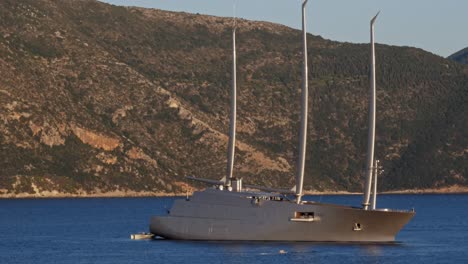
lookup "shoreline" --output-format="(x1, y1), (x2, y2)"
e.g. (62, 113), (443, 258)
(1, 186), (468, 199)
(0, 190), (188, 199)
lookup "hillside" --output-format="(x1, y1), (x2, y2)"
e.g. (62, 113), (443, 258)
(449, 47), (468, 64)
(0, 0), (466, 197)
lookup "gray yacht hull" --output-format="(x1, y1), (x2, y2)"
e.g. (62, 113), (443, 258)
(150, 189), (414, 242)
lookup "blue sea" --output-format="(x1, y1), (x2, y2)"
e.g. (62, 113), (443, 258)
(1, 194), (467, 264)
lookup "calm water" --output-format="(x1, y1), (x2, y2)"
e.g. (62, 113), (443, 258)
(1, 194), (467, 264)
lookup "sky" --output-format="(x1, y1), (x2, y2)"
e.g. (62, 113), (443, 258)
(99, 0), (467, 57)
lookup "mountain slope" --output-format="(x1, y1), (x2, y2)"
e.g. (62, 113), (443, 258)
(0, 0), (466, 196)
(448, 47), (468, 64)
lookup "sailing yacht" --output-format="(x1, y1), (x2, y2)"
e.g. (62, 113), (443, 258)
(149, 1), (414, 242)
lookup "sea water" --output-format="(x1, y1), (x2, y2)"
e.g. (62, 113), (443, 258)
(1, 194), (467, 264)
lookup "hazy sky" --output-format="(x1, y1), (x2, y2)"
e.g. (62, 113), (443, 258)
(99, 0), (467, 57)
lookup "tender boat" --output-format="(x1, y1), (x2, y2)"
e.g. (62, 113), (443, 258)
(131, 232), (155, 240)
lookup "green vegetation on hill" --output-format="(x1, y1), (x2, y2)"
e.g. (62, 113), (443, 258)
(0, 0), (466, 196)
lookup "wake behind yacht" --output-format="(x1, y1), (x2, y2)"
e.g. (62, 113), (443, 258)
(149, 1), (414, 242)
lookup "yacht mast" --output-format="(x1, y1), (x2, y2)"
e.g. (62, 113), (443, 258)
(225, 23), (237, 186)
(295, 0), (309, 204)
(362, 12), (379, 210)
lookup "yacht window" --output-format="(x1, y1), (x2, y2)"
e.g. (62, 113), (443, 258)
(248, 196), (283, 201)
(294, 212), (314, 219)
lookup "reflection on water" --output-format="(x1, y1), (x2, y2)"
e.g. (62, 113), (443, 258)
(362, 245), (383, 256)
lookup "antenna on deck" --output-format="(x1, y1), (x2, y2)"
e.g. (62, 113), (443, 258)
(371, 159), (382, 210)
